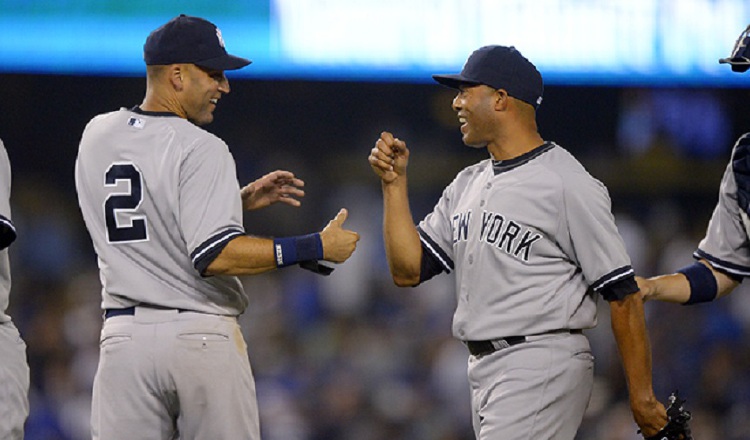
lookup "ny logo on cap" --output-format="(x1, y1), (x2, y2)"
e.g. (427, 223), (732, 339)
(216, 28), (226, 48)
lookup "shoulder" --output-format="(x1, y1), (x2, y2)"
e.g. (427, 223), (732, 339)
(452, 159), (492, 185)
(546, 143), (603, 183)
(0, 139), (8, 167)
(731, 132), (750, 162)
(0, 140), (9, 188)
(536, 143), (609, 199)
(181, 125), (230, 156)
(84, 108), (123, 129)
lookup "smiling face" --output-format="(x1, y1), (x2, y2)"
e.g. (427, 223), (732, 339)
(451, 84), (500, 148)
(179, 64), (230, 126)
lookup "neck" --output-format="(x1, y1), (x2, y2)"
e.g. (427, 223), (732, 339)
(141, 86), (186, 119)
(487, 131), (544, 160)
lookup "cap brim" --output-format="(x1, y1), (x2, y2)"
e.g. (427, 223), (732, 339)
(195, 54), (252, 71)
(719, 56), (750, 73)
(432, 73), (482, 89)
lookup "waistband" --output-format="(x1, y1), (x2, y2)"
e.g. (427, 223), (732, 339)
(464, 329), (583, 357)
(104, 304), (190, 319)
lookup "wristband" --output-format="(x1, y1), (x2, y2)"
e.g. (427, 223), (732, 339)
(273, 234), (324, 268)
(676, 262), (717, 305)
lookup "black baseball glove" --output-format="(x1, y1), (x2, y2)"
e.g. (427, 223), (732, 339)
(640, 390), (693, 440)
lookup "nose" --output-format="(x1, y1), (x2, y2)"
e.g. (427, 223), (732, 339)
(218, 74), (230, 94)
(451, 92), (462, 111)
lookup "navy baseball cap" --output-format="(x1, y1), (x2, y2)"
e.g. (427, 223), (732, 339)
(719, 24), (750, 73)
(144, 14), (251, 71)
(433, 45), (543, 109)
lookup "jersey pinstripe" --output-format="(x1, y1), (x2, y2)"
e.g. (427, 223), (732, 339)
(695, 132), (750, 277)
(417, 143), (634, 340)
(0, 140), (17, 323)
(75, 107), (248, 315)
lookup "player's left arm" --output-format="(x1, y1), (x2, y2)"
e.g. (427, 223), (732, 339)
(561, 172), (667, 435)
(609, 290), (668, 436)
(203, 208), (358, 276)
(240, 170), (305, 210)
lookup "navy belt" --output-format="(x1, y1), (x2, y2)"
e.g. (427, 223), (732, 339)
(104, 305), (189, 319)
(465, 329), (583, 357)
(104, 307), (136, 319)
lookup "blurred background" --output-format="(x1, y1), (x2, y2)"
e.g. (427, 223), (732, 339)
(2, 1), (750, 439)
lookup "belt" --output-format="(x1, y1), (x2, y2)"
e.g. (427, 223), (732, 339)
(465, 329), (583, 357)
(104, 307), (136, 319)
(104, 305), (189, 319)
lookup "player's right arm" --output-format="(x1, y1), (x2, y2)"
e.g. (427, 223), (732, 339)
(205, 208), (359, 276)
(637, 259), (739, 303)
(368, 131), (422, 286)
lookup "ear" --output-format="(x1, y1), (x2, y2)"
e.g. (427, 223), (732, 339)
(169, 65), (185, 90)
(494, 89), (509, 111)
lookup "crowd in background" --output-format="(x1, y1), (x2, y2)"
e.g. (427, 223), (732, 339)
(2, 77), (750, 439)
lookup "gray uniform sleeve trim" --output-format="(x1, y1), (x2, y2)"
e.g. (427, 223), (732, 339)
(0, 215), (16, 250)
(591, 265), (638, 301)
(191, 228), (245, 275)
(694, 249), (750, 279)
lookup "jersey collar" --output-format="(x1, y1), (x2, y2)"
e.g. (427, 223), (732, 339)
(130, 105), (181, 118)
(491, 142), (554, 175)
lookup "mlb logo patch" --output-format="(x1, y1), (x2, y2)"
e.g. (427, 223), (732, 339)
(127, 117), (145, 129)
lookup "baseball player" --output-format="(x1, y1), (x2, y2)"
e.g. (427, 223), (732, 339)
(638, 25), (750, 304)
(75, 15), (359, 440)
(0, 138), (30, 440)
(368, 45), (668, 439)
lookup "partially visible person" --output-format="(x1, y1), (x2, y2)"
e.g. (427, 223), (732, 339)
(368, 45), (667, 438)
(0, 138), (30, 440)
(639, 24), (750, 304)
(75, 15), (359, 440)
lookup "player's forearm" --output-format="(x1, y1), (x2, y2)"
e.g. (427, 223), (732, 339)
(204, 235), (277, 276)
(609, 294), (657, 405)
(382, 180), (422, 286)
(642, 273), (691, 303)
(643, 260), (739, 303)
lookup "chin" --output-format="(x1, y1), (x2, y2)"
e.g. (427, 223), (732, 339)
(190, 114), (214, 126)
(462, 136), (486, 149)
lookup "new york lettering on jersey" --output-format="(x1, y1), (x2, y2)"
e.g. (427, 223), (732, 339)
(451, 209), (542, 261)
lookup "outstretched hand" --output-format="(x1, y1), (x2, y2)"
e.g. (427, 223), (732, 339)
(241, 170), (305, 211)
(320, 208), (360, 263)
(635, 276), (654, 302)
(368, 131), (409, 184)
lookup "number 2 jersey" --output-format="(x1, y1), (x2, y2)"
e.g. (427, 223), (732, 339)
(417, 142), (638, 341)
(75, 107), (247, 315)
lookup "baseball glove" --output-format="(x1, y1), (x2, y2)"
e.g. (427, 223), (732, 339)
(640, 390), (693, 440)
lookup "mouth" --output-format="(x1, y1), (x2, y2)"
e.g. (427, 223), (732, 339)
(458, 115), (468, 133)
(210, 98), (219, 105)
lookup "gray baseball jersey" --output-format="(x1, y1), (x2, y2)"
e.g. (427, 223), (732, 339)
(75, 107), (247, 315)
(77, 107), (260, 440)
(417, 142), (636, 341)
(0, 138), (30, 440)
(0, 139), (17, 323)
(694, 132), (750, 276)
